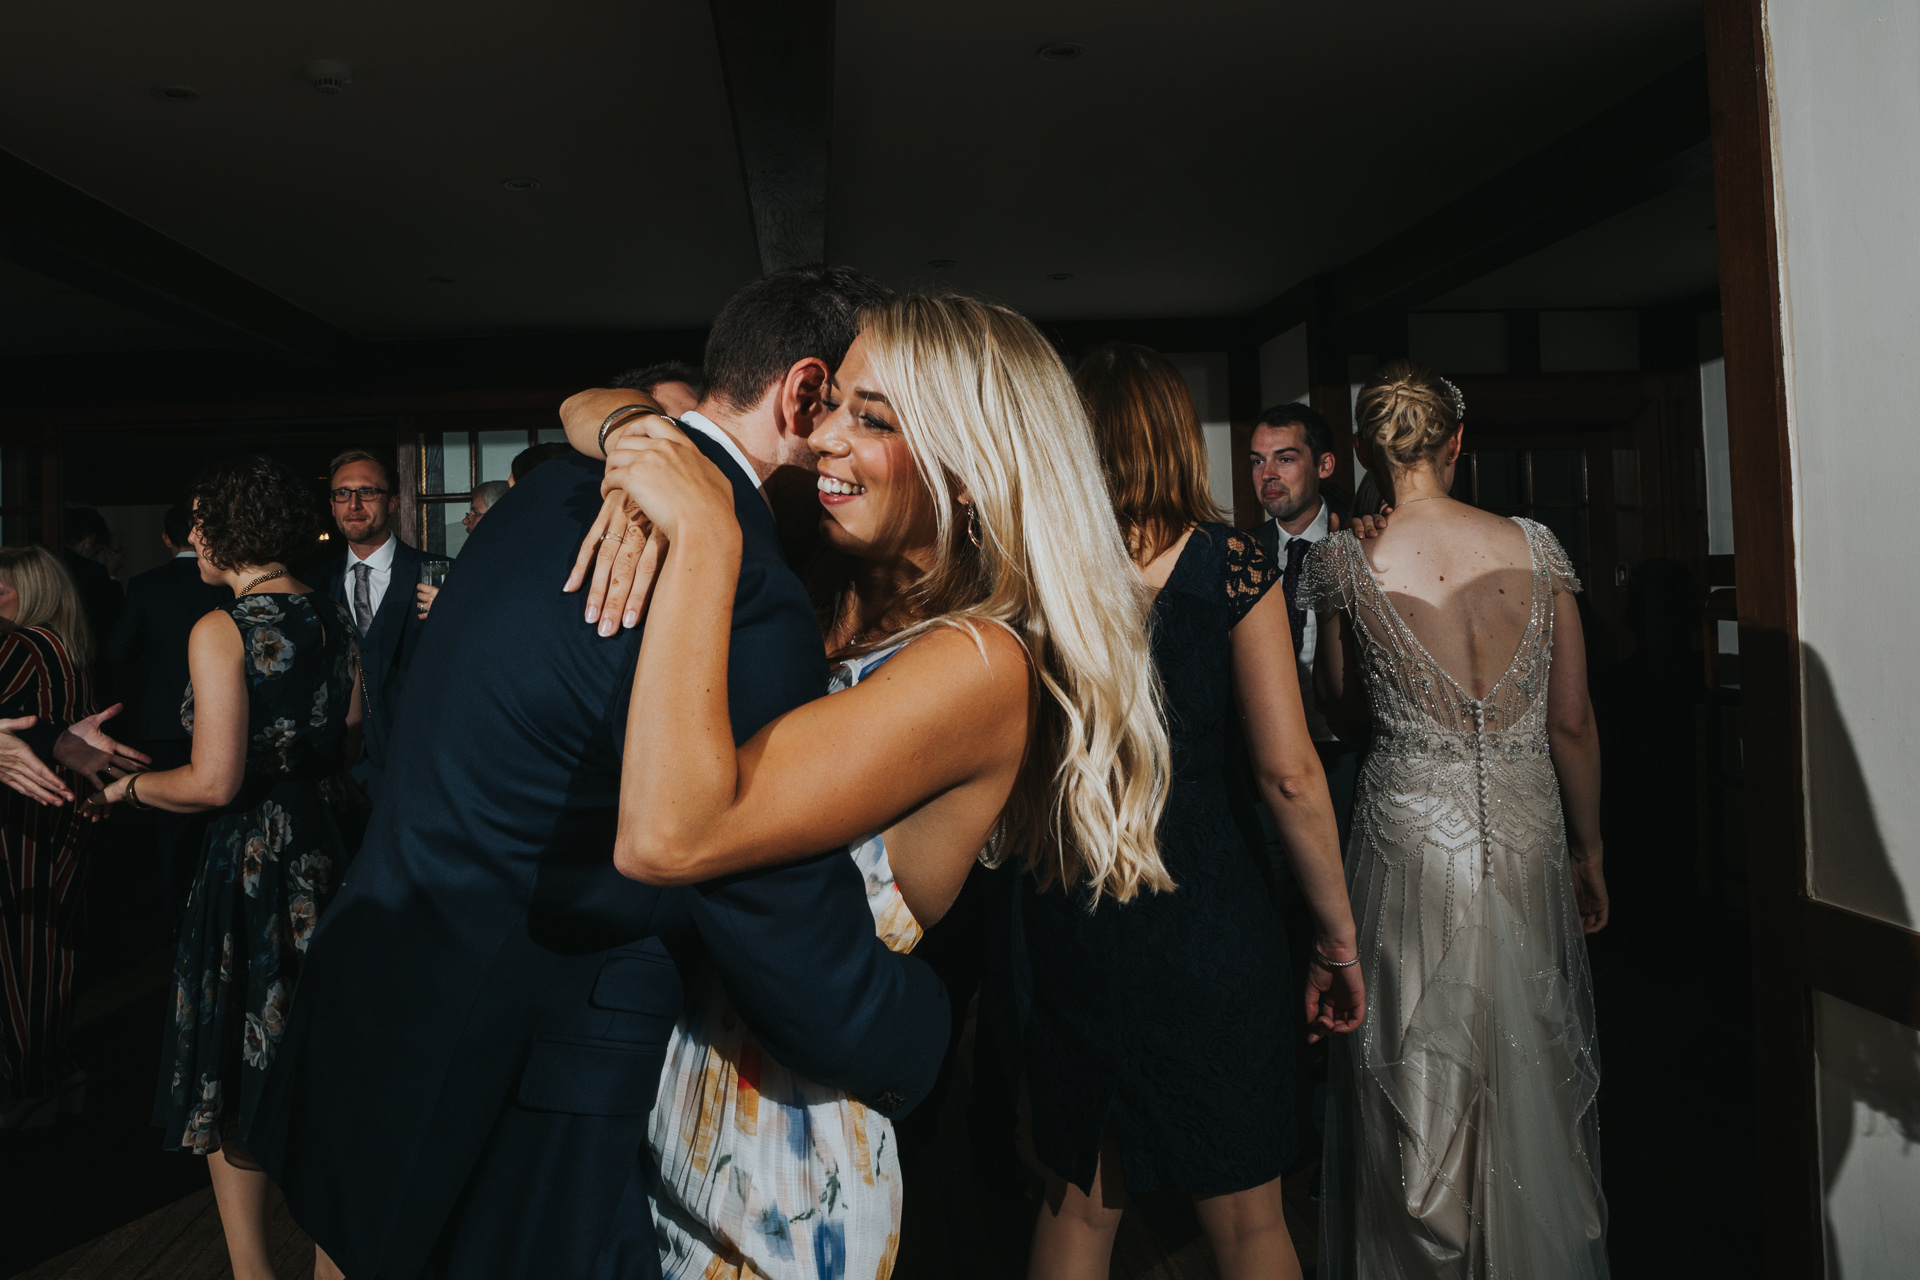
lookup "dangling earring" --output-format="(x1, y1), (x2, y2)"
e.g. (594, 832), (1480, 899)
(965, 504), (982, 549)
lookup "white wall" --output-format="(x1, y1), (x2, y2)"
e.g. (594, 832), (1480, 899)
(1259, 324), (1309, 411)
(1769, 1), (1920, 1274)
(1167, 351), (1236, 516)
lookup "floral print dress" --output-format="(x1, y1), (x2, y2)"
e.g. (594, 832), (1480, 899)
(158, 591), (356, 1156)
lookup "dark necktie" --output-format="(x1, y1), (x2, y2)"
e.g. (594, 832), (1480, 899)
(352, 562), (373, 637)
(1281, 536), (1309, 653)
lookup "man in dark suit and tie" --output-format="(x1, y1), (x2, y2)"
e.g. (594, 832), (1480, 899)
(1250, 401), (1358, 828)
(312, 449), (444, 802)
(253, 266), (949, 1280)
(104, 502), (230, 934)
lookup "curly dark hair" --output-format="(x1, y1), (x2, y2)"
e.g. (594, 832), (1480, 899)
(191, 456), (321, 571)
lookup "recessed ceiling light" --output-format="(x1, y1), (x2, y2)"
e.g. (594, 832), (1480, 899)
(426, 275), (457, 285)
(1035, 42), (1085, 62)
(151, 86), (199, 102)
(1048, 271), (1075, 281)
(927, 258), (957, 270)
(304, 60), (353, 94)
(501, 177), (541, 191)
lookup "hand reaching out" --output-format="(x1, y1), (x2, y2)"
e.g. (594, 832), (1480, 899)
(55, 703), (152, 792)
(0, 717), (72, 805)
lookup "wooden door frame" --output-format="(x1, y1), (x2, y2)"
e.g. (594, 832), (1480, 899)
(1707, 3), (1920, 1276)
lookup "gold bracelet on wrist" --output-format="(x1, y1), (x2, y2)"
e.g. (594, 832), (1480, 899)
(124, 772), (155, 811)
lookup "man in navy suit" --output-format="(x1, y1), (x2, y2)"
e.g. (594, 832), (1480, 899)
(311, 449), (445, 801)
(104, 502), (229, 934)
(253, 266), (949, 1280)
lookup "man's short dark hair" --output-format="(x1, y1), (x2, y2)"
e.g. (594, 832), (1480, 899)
(511, 442), (573, 483)
(163, 503), (194, 547)
(611, 360), (705, 399)
(63, 505), (111, 550)
(328, 448), (395, 492)
(702, 265), (894, 410)
(1254, 402), (1334, 460)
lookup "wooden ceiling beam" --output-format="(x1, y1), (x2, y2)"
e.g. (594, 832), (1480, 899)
(709, 0), (835, 274)
(0, 148), (356, 369)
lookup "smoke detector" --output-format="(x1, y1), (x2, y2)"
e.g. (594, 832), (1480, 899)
(304, 60), (353, 94)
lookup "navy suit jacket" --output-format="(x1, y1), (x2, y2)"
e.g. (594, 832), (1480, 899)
(252, 445), (950, 1280)
(314, 536), (443, 798)
(103, 555), (229, 742)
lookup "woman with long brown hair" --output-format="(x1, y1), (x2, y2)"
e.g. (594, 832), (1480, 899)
(1021, 343), (1364, 1280)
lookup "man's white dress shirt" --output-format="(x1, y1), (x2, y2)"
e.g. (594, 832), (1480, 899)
(1274, 499), (1334, 742)
(675, 410), (764, 491)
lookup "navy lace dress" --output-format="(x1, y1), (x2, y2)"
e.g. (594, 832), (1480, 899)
(1023, 523), (1295, 1195)
(157, 591), (356, 1156)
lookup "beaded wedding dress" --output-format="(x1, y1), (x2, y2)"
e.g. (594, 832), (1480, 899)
(1301, 519), (1608, 1280)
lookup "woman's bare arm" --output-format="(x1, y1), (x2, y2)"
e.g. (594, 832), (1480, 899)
(603, 432), (1028, 890)
(103, 613), (248, 813)
(559, 388), (667, 461)
(1314, 608), (1370, 742)
(1232, 587), (1364, 1041)
(1544, 587), (1607, 932)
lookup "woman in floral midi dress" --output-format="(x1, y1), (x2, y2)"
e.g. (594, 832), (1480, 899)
(94, 456), (359, 1280)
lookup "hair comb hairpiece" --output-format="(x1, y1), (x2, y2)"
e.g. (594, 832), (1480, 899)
(1438, 376), (1466, 422)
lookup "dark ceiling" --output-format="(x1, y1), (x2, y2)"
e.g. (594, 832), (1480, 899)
(0, 0), (1707, 356)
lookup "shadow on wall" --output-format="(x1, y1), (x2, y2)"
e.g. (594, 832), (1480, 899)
(1801, 647), (1920, 1279)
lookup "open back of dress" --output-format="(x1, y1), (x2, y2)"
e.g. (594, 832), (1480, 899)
(1303, 518), (1608, 1280)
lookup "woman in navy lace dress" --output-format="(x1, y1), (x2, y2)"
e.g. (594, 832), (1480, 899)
(95, 456), (358, 1280)
(1023, 345), (1365, 1280)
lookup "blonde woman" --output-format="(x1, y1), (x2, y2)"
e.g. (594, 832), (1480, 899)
(565, 294), (1171, 1278)
(0, 546), (116, 1132)
(1022, 344), (1364, 1280)
(1307, 361), (1608, 1278)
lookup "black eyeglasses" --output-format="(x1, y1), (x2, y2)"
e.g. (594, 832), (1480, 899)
(329, 487), (392, 506)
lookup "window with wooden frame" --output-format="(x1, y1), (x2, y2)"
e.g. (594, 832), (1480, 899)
(413, 422), (567, 557)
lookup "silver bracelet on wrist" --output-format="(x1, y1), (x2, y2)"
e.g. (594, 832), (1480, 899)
(1312, 949), (1360, 968)
(597, 405), (674, 456)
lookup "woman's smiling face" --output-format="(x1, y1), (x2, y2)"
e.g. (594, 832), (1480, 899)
(812, 333), (939, 566)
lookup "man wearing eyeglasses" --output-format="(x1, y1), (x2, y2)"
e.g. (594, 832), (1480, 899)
(315, 449), (445, 803)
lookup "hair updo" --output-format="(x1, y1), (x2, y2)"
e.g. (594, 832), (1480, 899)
(1353, 359), (1464, 478)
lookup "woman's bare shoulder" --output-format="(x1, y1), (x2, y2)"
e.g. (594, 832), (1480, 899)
(189, 608), (242, 648)
(892, 619), (1032, 682)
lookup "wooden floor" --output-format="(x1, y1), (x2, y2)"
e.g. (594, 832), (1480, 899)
(11, 1003), (1319, 1279)
(17, 1188), (315, 1280)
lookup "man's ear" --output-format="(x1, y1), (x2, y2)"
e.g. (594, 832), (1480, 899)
(776, 358), (833, 439)
(1317, 450), (1337, 481)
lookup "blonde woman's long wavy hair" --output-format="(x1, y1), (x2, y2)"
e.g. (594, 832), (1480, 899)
(0, 546), (94, 672)
(851, 294), (1174, 904)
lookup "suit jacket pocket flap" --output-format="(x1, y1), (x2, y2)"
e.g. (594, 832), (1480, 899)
(515, 1036), (665, 1116)
(589, 952), (683, 1015)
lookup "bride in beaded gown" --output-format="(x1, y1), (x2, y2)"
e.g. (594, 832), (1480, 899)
(1303, 362), (1610, 1280)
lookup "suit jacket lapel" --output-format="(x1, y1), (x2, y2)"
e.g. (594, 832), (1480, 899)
(366, 542), (417, 665)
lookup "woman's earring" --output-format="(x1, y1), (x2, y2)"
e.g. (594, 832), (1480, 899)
(965, 504), (982, 550)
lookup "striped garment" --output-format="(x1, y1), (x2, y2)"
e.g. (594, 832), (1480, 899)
(0, 626), (92, 1104)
